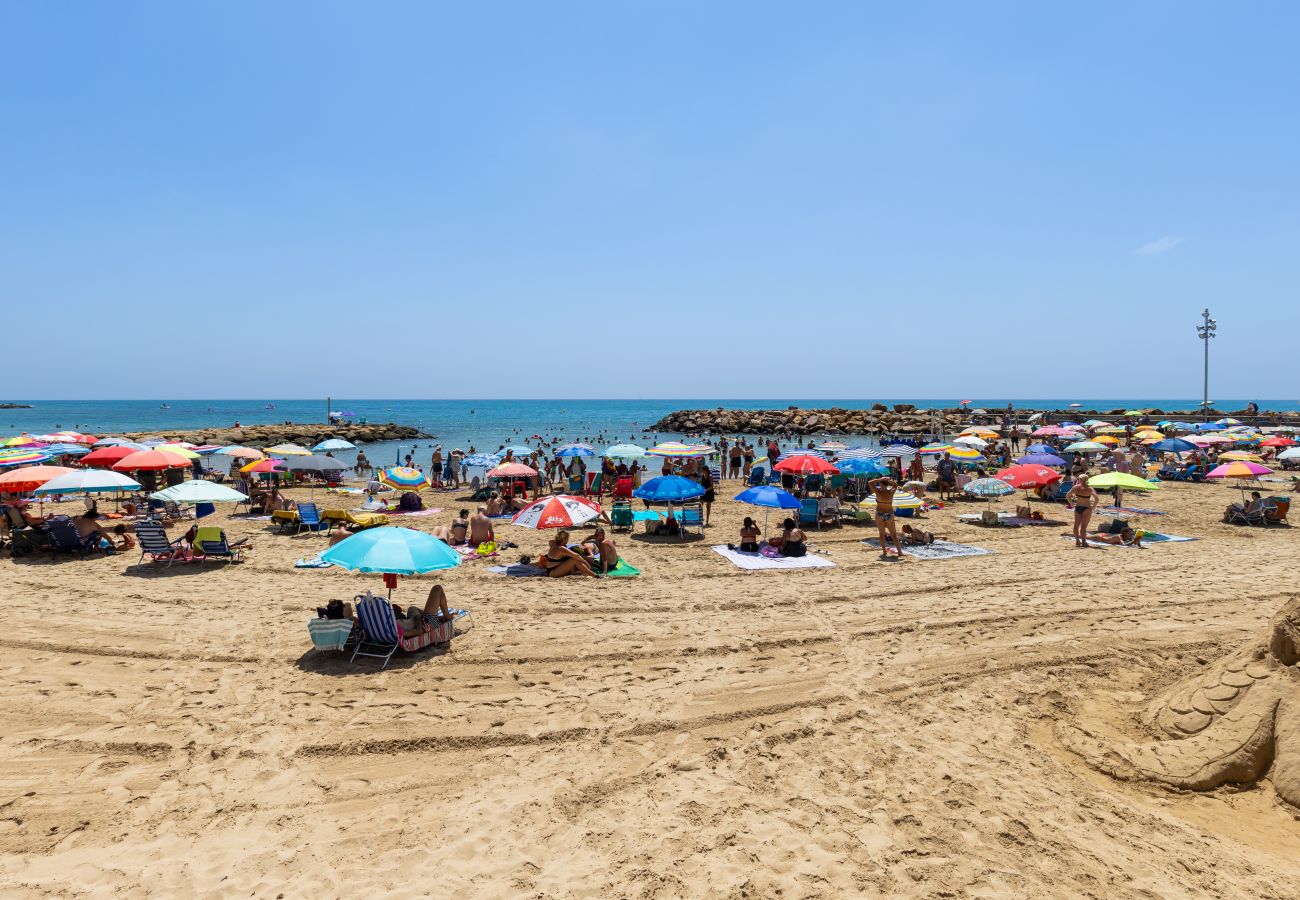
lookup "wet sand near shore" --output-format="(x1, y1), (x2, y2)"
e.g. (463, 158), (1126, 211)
(1, 478), (1298, 896)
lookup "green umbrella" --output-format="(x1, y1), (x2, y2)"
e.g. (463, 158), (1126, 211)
(1086, 472), (1159, 491)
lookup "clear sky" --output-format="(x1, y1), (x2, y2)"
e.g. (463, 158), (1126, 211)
(2, 2), (1296, 400)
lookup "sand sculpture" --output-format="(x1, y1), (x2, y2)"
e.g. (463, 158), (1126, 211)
(1064, 597), (1300, 807)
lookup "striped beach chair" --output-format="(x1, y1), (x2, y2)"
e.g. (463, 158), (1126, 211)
(351, 593), (460, 669)
(135, 520), (189, 567)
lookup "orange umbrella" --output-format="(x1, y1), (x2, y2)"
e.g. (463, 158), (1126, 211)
(0, 465), (75, 493)
(111, 450), (192, 471)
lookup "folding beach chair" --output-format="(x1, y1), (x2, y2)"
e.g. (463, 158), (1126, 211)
(678, 503), (704, 539)
(350, 593), (460, 669)
(799, 497), (821, 529)
(195, 526), (248, 562)
(746, 467), (766, 487)
(135, 520), (189, 567)
(610, 500), (634, 532)
(294, 502), (327, 535)
(612, 477), (634, 501)
(46, 517), (108, 558)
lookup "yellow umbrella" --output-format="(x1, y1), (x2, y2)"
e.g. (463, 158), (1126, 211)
(1093, 435), (1120, 445)
(1219, 451), (1264, 463)
(155, 443), (200, 459)
(959, 428), (1000, 438)
(1134, 431), (1163, 440)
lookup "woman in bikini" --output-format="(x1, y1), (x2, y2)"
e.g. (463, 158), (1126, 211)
(541, 529), (598, 578)
(1066, 474), (1098, 548)
(737, 516), (761, 553)
(777, 518), (807, 557)
(869, 476), (904, 559)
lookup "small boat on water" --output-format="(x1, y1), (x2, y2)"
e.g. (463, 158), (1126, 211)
(159, 404), (171, 409)
(265, 404), (276, 409)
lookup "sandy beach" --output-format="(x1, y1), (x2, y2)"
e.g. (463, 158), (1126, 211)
(1, 473), (1297, 898)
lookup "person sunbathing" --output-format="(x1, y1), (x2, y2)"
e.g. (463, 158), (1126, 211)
(542, 529), (598, 577)
(485, 492), (506, 516)
(581, 527), (618, 574)
(393, 585), (455, 635)
(72, 511), (110, 547)
(900, 524), (946, 545)
(468, 507), (495, 548)
(772, 518), (807, 557)
(328, 524), (351, 546)
(1086, 525), (1144, 547)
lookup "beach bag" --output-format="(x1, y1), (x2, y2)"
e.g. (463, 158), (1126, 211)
(476, 541), (498, 557)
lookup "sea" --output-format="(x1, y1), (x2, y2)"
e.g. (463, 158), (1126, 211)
(4, 398), (1293, 467)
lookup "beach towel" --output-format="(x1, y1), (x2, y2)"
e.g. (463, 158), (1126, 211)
(453, 542), (500, 560)
(486, 513), (513, 520)
(605, 558), (640, 577)
(307, 618), (354, 651)
(863, 538), (993, 560)
(711, 545), (836, 570)
(487, 563), (548, 577)
(1060, 535), (1185, 549)
(295, 554), (331, 568)
(1136, 532), (1197, 543)
(1093, 506), (1167, 517)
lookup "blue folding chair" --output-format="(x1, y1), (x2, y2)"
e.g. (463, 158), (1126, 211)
(294, 502), (327, 535)
(678, 503), (705, 539)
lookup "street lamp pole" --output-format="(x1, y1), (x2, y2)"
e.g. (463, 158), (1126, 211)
(1197, 308), (1217, 421)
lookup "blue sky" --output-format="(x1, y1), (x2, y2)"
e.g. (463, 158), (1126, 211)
(2, 2), (1296, 400)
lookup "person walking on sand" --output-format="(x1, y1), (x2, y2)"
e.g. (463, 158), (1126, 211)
(1066, 475), (1098, 548)
(869, 475), (905, 560)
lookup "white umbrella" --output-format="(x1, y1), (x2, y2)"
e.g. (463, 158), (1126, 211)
(510, 495), (601, 529)
(34, 470), (142, 495)
(1278, 447), (1300, 460)
(953, 435), (988, 448)
(149, 480), (249, 503)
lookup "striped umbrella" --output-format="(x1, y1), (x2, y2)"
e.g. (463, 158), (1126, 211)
(860, 490), (923, 510)
(555, 443), (597, 458)
(646, 442), (712, 458)
(265, 443), (313, 456)
(946, 446), (985, 463)
(511, 494), (602, 529)
(881, 444), (917, 459)
(378, 466), (431, 490)
(835, 448), (882, 460)
(963, 477), (1016, 498)
(487, 462), (538, 478)
(919, 443), (953, 455)
(0, 448), (52, 466)
(42, 443), (92, 456)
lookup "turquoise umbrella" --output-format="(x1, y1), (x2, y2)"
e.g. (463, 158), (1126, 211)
(320, 526), (461, 576)
(312, 438), (357, 452)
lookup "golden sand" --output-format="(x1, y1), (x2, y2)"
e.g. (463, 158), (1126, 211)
(2, 478), (1298, 896)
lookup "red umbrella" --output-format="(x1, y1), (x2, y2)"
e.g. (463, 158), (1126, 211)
(487, 462), (538, 478)
(112, 450), (192, 471)
(773, 454), (839, 475)
(1261, 437), (1296, 447)
(0, 465), (76, 493)
(81, 446), (139, 468)
(242, 458), (287, 474)
(996, 464), (1062, 489)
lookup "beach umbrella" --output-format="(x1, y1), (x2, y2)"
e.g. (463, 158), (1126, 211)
(555, 443), (597, 458)
(499, 445), (536, 457)
(946, 446), (985, 463)
(40, 443), (91, 457)
(1217, 418), (1242, 425)
(1195, 423), (1226, 432)
(1065, 441), (1108, 453)
(959, 429), (1000, 439)
(1087, 472), (1160, 491)
(265, 443), (313, 456)
(112, 450), (192, 471)
(241, 458), (287, 474)
(996, 464), (1062, 489)
(836, 448), (883, 460)
(34, 469), (141, 495)
(2, 434), (38, 447)
(0, 465), (75, 493)
(155, 444), (201, 459)
(149, 480), (249, 503)
(1206, 461), (1272, 479)
(0, 448), (52, 467)
(215, 445), (265, 459)
(510, 495), (602, 529)
(1151, 438), (1198, 454)
(645, 442), (710, 458)
(320, 526), (461, 578)
(963, 477), (1016, 499)
(285, 456), (349, 474)
(734, 484), (802, 533)
(378, 466), (431, 490)
(1092, 435), (1121, 445)
(816, 441), (848, 452)
(952, 435), (988, 448)
(881, 444), (916, 459)
(1277, 447), (1300, 461)
(633, 475), (706, 502)
(93, 438), (137, 447)
(835, 457), (890, 477)
(193, 445), (223, 454)
(461, 453), (502, 468)
(605, 444), (647, 459)
(487, 462), (538, 478)
(860, 491), (923, 510)
(312, 438), (357, 452)
(1018, 453), (1067, 467)
(773, 454), (839, 475)
(1024, 443), (1054, 454)
(81, 445), (140, 467)
(1219, 451), (1264, 463)
(1261, 437), (1297, 448)
(919, 443), (953, 455)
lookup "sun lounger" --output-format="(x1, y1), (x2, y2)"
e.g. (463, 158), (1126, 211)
(195, 526), (247, 562)
(46, 517), (109, 558)
(351, 592), (463, 668)
(134, 520), (192, 567)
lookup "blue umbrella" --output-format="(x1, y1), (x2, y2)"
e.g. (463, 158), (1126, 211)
(556, 444), (596, 457)
(313, 438), (357, 452)
(42, 443), (91, 456)
(1152, 438), (1197, 453)
(1025, 443), (1055, 454)
(1018, 453), (1067, 467)
(733, 485), (801, 509)
(633, 475), (705, 502)
(836, 457), (890, 476)
(320, 526), (461, 576)
(1195, 423), (1225, 431)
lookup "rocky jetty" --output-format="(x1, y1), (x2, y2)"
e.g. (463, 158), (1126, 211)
(120, 422), (426, 447)
(0, 403), (33, 409)
(648, 405), (1297, 437)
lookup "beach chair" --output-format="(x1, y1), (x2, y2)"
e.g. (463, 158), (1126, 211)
(678, 503), (704, 539)
(1266, 497), (1290, 524)
(195, 526), (247, 562)
(612, 477), (634, 501)
(294, 502), (327, 535)
(709, 466), (723, 485)
(351, 593), (455, 669)
(746, 467), (766, 487)
(799, 497), (821, 529)
(584, 472), (603, 498)
(135, 520), (190, 567)
(46, 517), (107, 558)
(610, 500), (634, 532)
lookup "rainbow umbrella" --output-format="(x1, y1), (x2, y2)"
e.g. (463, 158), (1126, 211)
(0, 448), (52, 467)
(265, 443), (313, 456)
(2, 434), (38, 447)
(919, 443), (953, 455)
(378, 466), (431, 490)
(860, 490), (923, 510)
(1207, 461), (1272, 479)
(946, 446), (985, 463)
(241, 458), (287, 474)
(646, 442), (711, 458)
